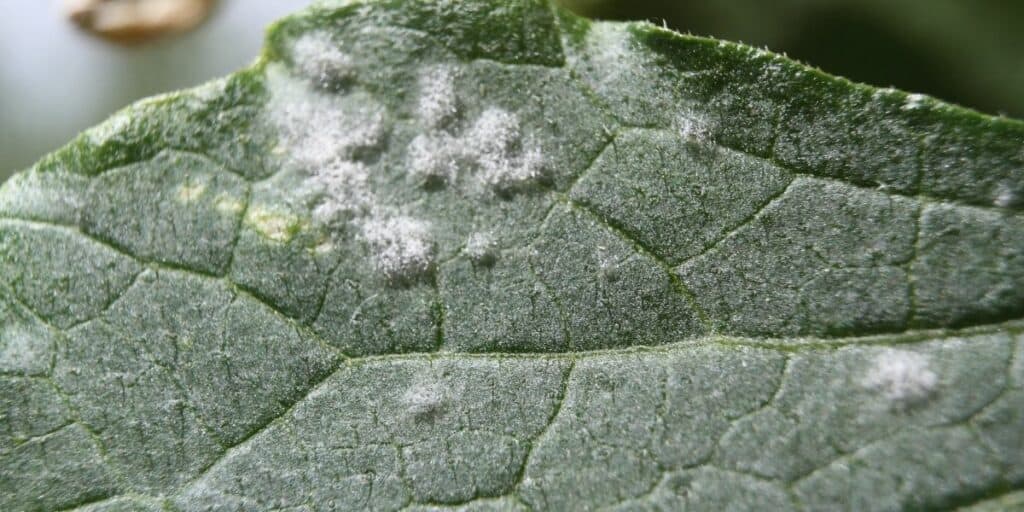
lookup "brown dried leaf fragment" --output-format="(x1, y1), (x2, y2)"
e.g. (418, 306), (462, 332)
(63, 0), (217, 45)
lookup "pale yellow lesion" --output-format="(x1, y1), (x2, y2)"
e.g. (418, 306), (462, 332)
(214, 193), (245, 215)
(246, 205), (307, 243)
(176, 181), (207, 203)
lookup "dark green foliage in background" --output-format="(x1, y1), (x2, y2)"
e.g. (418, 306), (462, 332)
(563, 0), (1024, 119)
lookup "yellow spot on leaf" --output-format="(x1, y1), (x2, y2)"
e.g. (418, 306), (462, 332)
(176, 182), (207, 203)
(246, 206), (305, 243)
(214, 194), (245, 215)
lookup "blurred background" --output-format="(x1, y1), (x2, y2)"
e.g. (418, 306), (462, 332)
(2, 0), (1023, 182)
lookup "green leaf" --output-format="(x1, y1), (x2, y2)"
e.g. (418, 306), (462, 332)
(1, 0), (1022, 510)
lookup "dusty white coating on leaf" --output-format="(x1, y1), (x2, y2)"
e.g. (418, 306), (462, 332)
(214, 194), (245, 215)
(265, 63), (451, 282)
(291, 31), (355, 87)
(407, 85), (546, 193)
(676, 113), (714, 147)
(466, 108), (545, 191)
(0, 324), (49, 373)
(465, 232), (497, 264)
(403, 380), (444, 417)
(266, 66), (386, 170)
(304, 160), (372, 226)
(84, 110), (132, 146)
(362, 216), (436, 280)
(267, 58), (549, 280)
(407, 133), (459, 185)
(417, 65), (459, 129)
(579, 23), (638, 89)
(861, 349), (937, 406)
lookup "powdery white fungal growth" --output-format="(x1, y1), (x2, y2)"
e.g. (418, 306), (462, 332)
(85, 110), (131, 146)
(676, 113), (713, 146)
(465, 107), (545, 192)
(466, 107), (522, 155)
(861, 349), (938, 407)
(407, 133), (459, 185)
(304, 161), (373, 226)
(403, 381), (444, 417)
(291, 31), (354, 88)
(578, 23), (643, 92)
(405, 96), (545, 193)
(479, 144), (545, 192)
(597, 246), (621, 282)
(362, 216), (435, 281)
(266, 67), (386, 170)
(465, 232), (498, 265)
(0, 325), (49, 372)
(417, 65), (459, 129)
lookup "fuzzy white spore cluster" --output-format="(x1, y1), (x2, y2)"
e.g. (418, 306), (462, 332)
(407, 133), (459, 185)
(269, 84), (385, 169)
(304, 161), (373, 225)
(268, 63), (436, 282)
(465, 231), (498, 265)
(403, 380), (444, 417)
(291, 31), (355, 88)
(407, 66), (545, 193)
(268, 68), (382, 224)
(861, 349), (937, 407)
(579, 23), (638, 93)
(467, 108), (545, 190)
(417, 65), (459, 129)
(676, 113), (714, 147)
(362, 216), (436, 281)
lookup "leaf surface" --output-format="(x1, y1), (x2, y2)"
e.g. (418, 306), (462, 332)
(1, 0), (1022, 510)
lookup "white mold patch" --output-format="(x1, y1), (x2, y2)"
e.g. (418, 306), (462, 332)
(84, 110), (132, 146)
(579, 23), (642, 92)
(362, 216), (436, 281)
(408, 133), (459, 186)
(676, 113), (714, 147)
(406, 84), (546, 194)
(861, 349), (938, 408)
(465, 108), (521, 155)
(0, 324), (50, 374)
(465, 232), (497, 265)
(467, 108), (545, 191)
(403, 380), (444, 417)
(266, 66), (386, 170)
(303, 160), (373, 226)
(417, 65), (459, 129)
(479, 143), (545, 192)
(291, 31), (355, 88)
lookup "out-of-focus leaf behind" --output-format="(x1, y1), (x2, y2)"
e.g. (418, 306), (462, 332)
(3, 0), (1022, 182)
(560, 0), (1024, 120)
